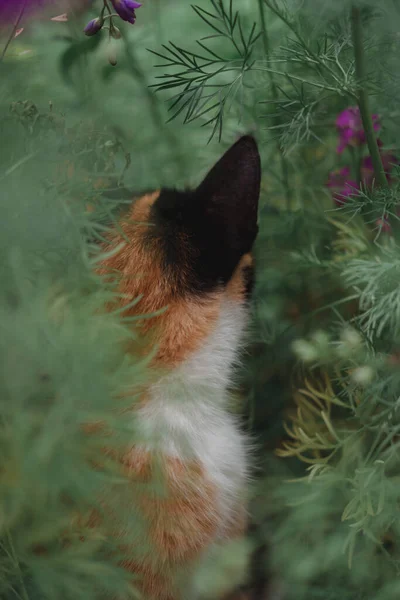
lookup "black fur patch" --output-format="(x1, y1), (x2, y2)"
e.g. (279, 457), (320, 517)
(149, 136), (261, 294)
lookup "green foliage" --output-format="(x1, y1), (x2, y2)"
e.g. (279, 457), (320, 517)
(147, 0), (400, 598)
(0, 147), (152, 598)
(3, 0), (400, 599)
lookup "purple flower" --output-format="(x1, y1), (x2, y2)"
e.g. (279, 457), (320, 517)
(326, 166), (359, 206)
(111, 0), (142, 24)
(0, 0), (48, 23)
(336, 106), (380, 153)
(361, 152), (398, 187)
(83, 17), (103, 36)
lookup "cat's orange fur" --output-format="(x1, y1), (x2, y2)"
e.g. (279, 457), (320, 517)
(90, 137), (261, 599)
(97, 192), (246, 368)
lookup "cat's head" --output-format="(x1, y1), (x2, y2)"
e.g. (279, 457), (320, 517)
(99, 136), (261, 368)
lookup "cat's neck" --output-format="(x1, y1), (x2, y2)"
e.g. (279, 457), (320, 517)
(136, 298), (249, 461)
(150, 299), (248, 405)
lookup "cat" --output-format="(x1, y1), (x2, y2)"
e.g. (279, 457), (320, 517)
(96, 135), (261, 600)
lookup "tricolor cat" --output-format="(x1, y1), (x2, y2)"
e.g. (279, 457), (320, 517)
(98, 136), (261, 600)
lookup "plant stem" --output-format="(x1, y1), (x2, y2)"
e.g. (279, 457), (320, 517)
(258, 0), (293, 208)
(351, 6), (387, 188)
(349, 146), (361, 184)
(0, 0), (27, 63)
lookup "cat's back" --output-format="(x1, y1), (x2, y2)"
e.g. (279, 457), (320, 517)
(97, 136), (261, 599)
(136, 293), (251, 538)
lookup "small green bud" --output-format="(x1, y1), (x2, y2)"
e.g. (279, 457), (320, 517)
(340, 327), (362, 350)
(311, 330), (330, 348)
(108, 47), (118, 66)
(111, 25), (122, 39)
(292, 339), (318, 363)
(351, 365), (374, 385)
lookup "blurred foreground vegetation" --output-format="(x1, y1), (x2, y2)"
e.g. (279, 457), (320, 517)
(3, 1), (400, 599)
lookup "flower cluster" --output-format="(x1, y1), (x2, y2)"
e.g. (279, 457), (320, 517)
(326, 106), (397, 210)
(326, 167), (357, 206)
(335, 107), (380, 154)
(83, 0), (142, 43)
(82, 0), (142, 66)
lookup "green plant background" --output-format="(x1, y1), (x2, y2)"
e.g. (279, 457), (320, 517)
(2, 1), (400, 599)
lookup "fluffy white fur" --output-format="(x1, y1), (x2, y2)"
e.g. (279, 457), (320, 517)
(136, 297), (250, 536)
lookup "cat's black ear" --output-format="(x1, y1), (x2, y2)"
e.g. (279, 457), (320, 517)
(152, 135), (261, 291)
(189, 135), (261, 286)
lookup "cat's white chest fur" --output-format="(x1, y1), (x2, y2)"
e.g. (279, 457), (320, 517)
(136, 299), (249, 534)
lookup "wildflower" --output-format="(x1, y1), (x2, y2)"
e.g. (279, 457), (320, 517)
(336, 106), (380, 153)
(84, 17), (104, 36)
(326, 166), (358, 206)
(361, 152), (397, 187)
(111, 0), (142, 24)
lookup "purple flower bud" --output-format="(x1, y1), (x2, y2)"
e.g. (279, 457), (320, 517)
(111, 0), (142, 24)
(83, 17), (103, 36)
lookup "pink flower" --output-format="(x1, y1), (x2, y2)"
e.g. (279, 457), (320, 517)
(361, 152), (398, 187)
(326, 166), (359, 206)
(336, 106), (380, 153)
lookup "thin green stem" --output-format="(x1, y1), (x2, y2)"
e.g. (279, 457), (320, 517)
(0, 0), (27, 63)
(258, 0), (292, 208)
(356, 145), (363, 185)
(103, 0), (113, 15)
(351, 6), (387, 188)
(349, 146), (362, 184)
